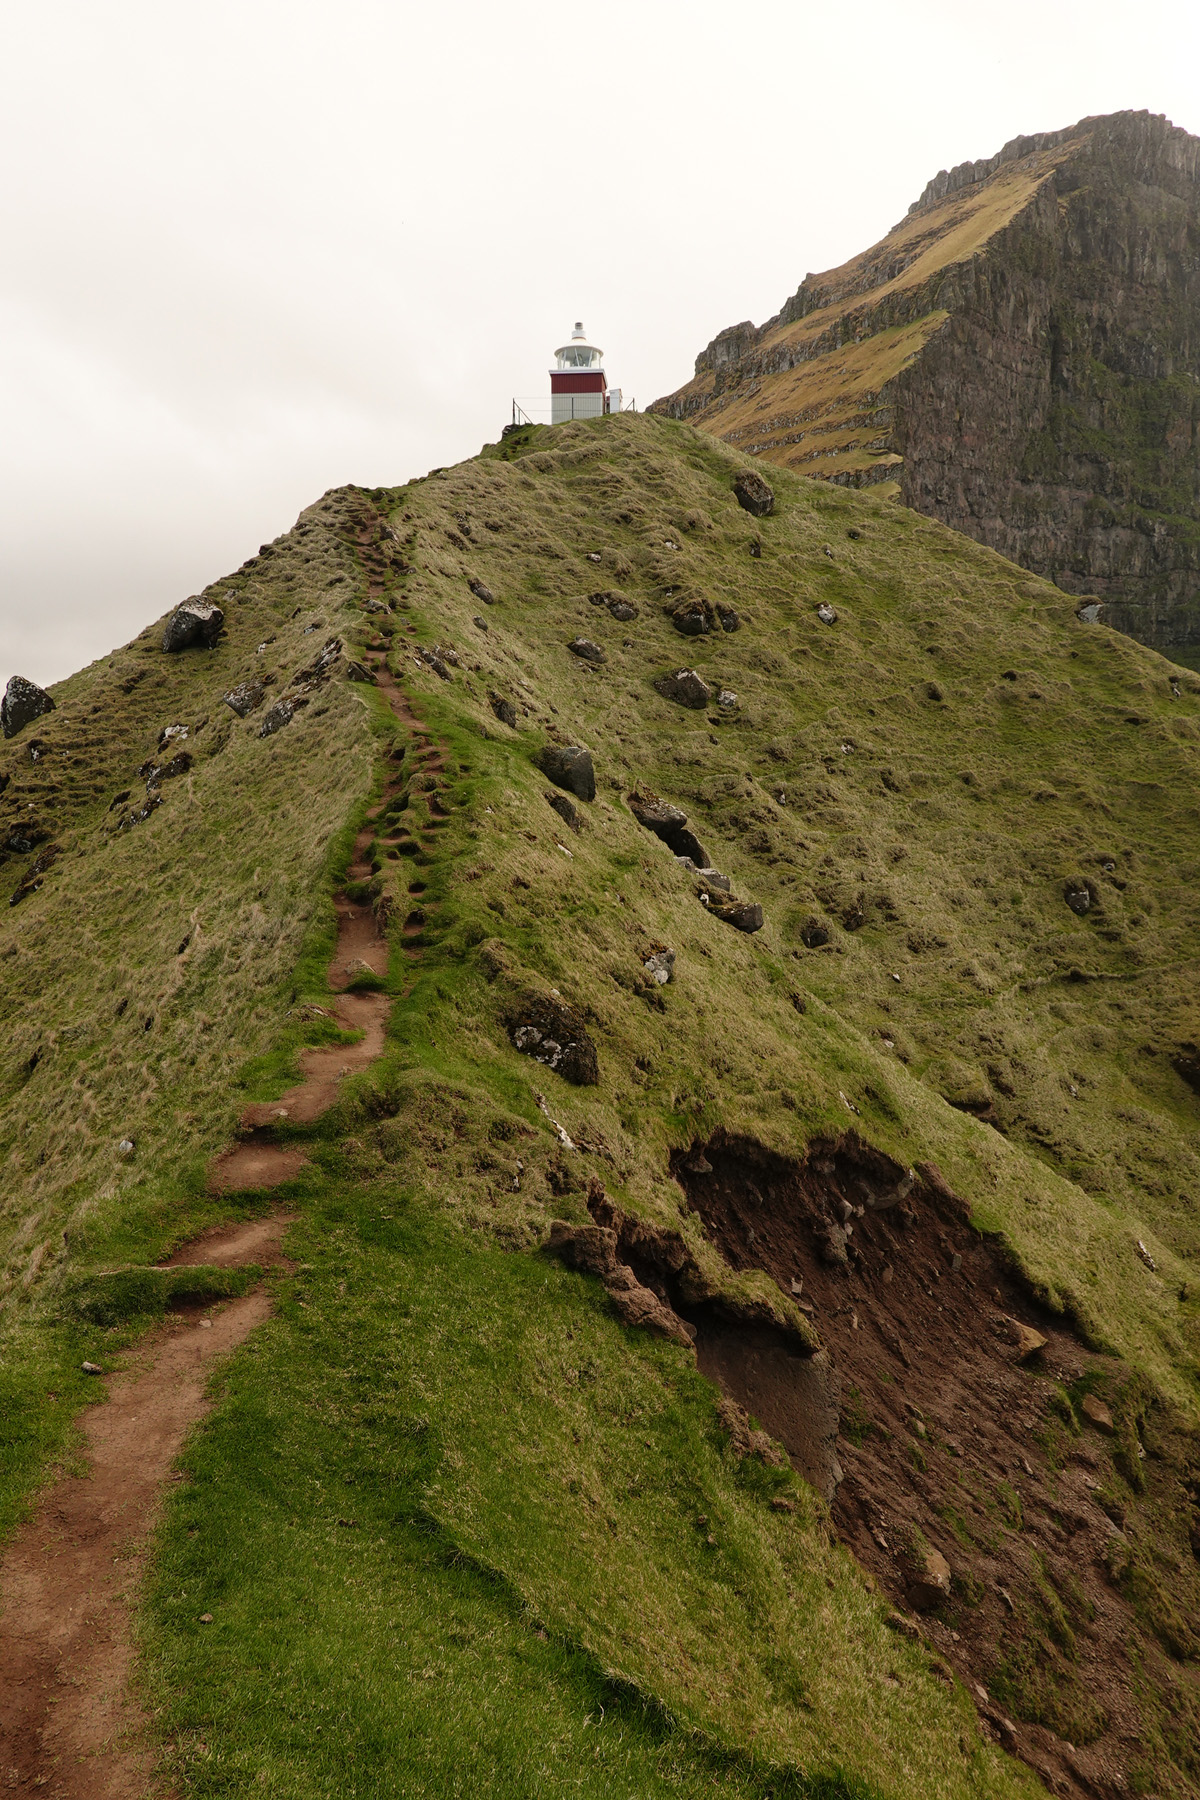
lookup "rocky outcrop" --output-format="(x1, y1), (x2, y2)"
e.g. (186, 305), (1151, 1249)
(162, 599), (224, 652)
(1, 677), (55, 739)
(654, 111), (1200, 657)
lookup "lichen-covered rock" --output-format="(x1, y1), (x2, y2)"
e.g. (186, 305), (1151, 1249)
(537, 744), (595, 801)
(162, 600), (224, 653)
(654, 668), (711, 709)
(568, 637), (606, 664)
(260, 695), (308, 738)
(469, 578), (496, 605)
(732, 468), (775, 517)
(223, 680), (266, 717)
(506, 991), (599, 1085)
(1, 677), (55, 739)
(139, 750), (193, 789)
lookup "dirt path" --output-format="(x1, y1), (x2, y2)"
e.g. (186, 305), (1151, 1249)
(0, 1218), (291, 1798)
(0, 637), (440, 1796)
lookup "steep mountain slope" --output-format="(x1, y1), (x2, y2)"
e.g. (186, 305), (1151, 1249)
(2, 414), (1199, 1800)
(653, 111), (1200, 661)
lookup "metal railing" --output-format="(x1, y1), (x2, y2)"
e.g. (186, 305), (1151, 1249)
(510, 396), (637, 425)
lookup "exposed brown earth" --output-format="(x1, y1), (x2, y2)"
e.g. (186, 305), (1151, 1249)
(667, 1134), (1200, 1800)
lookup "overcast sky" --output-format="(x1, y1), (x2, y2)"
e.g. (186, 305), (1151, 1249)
(3, 0), (1197, 690)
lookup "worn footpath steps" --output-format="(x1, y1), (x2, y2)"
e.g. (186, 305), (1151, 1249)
(0, 652), (445, 1797)
(210, 653), (441, 1191)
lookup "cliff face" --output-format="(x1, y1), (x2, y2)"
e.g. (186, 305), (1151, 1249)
(654, 112), (1200, 657)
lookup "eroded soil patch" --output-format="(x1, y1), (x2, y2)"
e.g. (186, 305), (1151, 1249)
(675, 1132), (1200, 1800)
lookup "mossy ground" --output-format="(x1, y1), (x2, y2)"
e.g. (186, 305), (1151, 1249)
(3, 411), (1198, 1796)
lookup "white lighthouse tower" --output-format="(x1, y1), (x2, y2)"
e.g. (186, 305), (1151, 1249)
(550, 323), (622, 423)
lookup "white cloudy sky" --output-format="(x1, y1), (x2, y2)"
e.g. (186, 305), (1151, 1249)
(2, 0), (1197, 689)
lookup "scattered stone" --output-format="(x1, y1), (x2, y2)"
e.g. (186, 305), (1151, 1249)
(119, 1137), (135, 1154)
(223, 679), (266, 717)
(1135, 1238), (1157, 1272)
(608, 597), (639, 622)
(162, 600), (224, 653)
(1081, 1394), (1116, 1434)
(469, 578), (496, 605)
(8, 843), (60, 906)
(654, 668), (711, 709)
(537, 744), (595, 802)
(587, 591), (607, 606)
(545, 791), (581, 832)
(1, 676), (55, 739)
(473, 615), (488, 631)
(800, 916), (830, 948)
(506, 991), (599, 1085)
(585, 552), (602, 563)
(716, 604), (740, 632)
(903, 1543), (952, 1611)
(489, 692), (518, 729)
(709, 899), (764, 933)
(1077, 602), (1103, 623)
(259, 695), (308, 738)
(140, 750), (193, 789)
(344, 661), (376, 683)
(885, 1611), (921, 1641)
(670, 597), (714, 637)
(1012, 1320), (1048, 1360)
(82, 1362), (103, 1375)
(642, 947), (675, 985)
(629, 793), (710, 867)
(694, 866), (731, 891)
(1064, 880), (1092, 915)
(419, 648), (453, 681)
(4, 822), (49, 855)
(568, 637), (607, 665)
(816, 603), (837, 626)
(117, 794), (163, 830)
(733, 468), (774, 517)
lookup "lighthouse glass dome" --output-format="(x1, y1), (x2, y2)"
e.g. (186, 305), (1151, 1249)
(554, 322), (604, 369)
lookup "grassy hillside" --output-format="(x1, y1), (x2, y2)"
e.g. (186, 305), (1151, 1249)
(3, 412), (1199, 1798)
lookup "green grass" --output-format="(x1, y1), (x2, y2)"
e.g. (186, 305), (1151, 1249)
(3, 411), (1200, 1795)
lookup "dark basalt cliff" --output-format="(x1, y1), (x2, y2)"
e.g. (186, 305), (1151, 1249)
(654, 111), (1200, 659)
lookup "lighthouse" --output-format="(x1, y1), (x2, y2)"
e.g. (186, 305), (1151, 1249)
(550, 322), (622, 423)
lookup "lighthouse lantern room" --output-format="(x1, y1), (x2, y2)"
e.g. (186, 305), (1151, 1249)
(550, 322), (621, 423)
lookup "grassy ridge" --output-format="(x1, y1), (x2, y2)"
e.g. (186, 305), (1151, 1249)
(4, 412), (1199, 1794)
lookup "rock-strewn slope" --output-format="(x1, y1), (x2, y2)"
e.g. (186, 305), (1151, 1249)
(3, 415), (1200, 1800)
(653, 111), (1200, 660)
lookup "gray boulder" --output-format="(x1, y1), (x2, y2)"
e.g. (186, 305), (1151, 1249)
(629, 793), (710, 868)
(545, 790), (581, 833)
(817, 603), (837, 626)
(260, 695), (308, 738)
(569, 637), (607, 665)
(223, 679), (266, 717)
(537, 744), (595, 802)
(2, 676), (55, 739)
(162, 600), (224, 653)
(711, 899), (764, 933)
(733, 468), (775, 517)
(469, 578), (496, 605)
(489, 692), (518, 728)
(654, 668), (711, 709)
